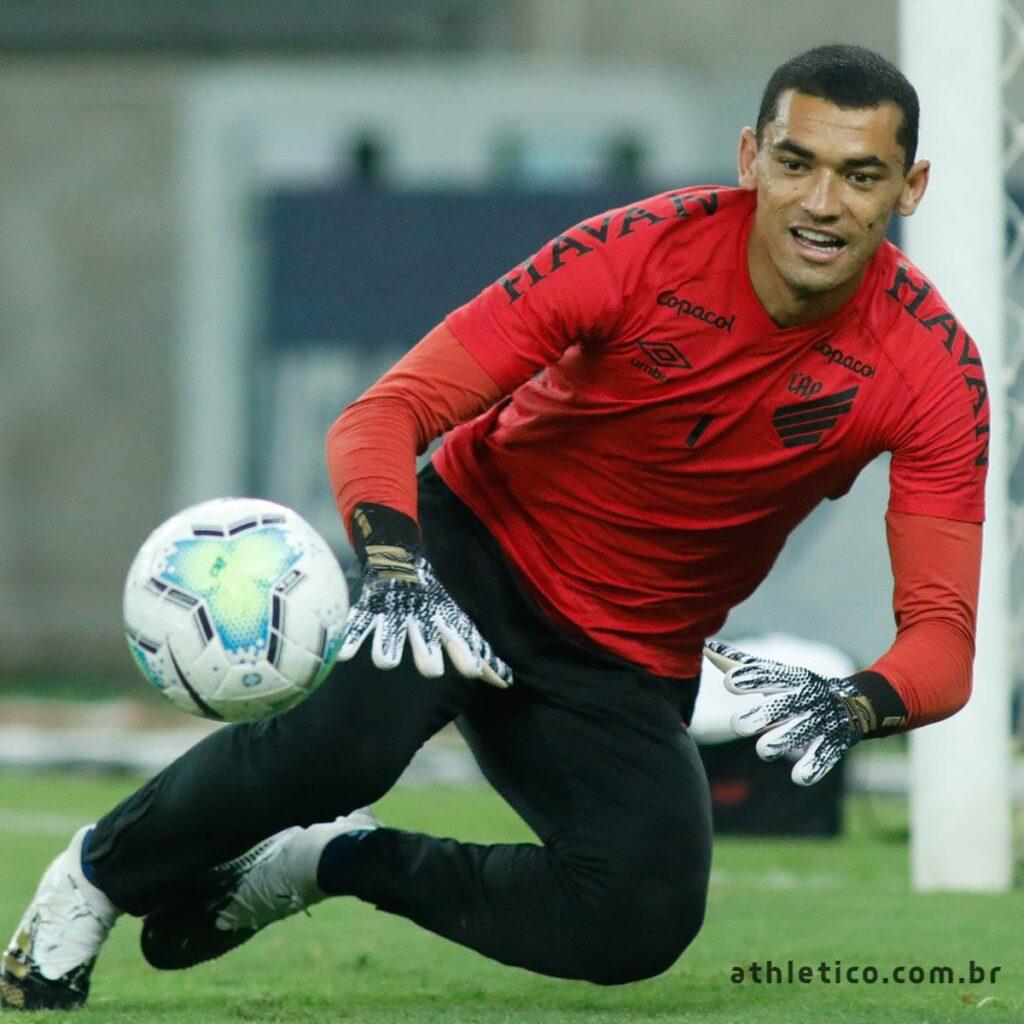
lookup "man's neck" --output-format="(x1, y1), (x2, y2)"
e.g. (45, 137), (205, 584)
(747, 227), (866, 329)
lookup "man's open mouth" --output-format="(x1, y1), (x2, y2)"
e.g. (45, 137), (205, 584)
(790, 227), (846, 252)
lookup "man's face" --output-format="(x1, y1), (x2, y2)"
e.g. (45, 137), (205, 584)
(739, 90), (929, 299)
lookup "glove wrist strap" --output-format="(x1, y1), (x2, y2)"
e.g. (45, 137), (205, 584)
(848, 670), (908, 737)
(348, 505), (419, 569)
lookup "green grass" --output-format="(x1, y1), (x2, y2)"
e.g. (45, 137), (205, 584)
(0, 675), (143, 704)
(0, 771), (1019, 1023)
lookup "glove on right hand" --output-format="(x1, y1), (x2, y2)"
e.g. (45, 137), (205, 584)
(338, 504), (512, 688)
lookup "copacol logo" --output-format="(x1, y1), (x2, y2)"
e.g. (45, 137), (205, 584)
(657, 291), (736, 333)
(631, 339), (692, 381)
(811, 339), (875, 378)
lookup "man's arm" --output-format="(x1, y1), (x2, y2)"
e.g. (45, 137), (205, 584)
(703, 510), (981, 785)
(868, 509), (981, 727)
(326, 322), (513, 685)
(326, 321), (505, 538)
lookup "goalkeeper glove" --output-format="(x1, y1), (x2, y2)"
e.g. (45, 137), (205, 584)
(337, 503), (512, 687)
(703, 639), (907, 786)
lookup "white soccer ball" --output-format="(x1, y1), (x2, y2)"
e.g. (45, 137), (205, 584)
(123, 497), (348, 723)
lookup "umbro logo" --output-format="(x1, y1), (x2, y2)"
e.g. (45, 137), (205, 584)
(771, 386), (859, 448)
(630, 339), (692, 381)
(638, 340), (691, 369)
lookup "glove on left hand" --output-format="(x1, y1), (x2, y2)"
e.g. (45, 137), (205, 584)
(703, 640), (907, 786)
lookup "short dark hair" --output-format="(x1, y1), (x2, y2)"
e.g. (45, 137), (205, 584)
(756, 44), (919, 172)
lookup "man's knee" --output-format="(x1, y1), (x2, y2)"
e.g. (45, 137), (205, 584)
(555, 826), (710, 985)
(574, 889), (706, 985)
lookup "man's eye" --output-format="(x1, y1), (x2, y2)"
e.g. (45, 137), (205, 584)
(782, 160), (805, 172)
(850, 173), (878, 186)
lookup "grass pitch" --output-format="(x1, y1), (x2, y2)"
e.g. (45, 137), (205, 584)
(0, 770), (1020, 1024)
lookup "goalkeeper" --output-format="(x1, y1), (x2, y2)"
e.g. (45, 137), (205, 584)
(3, 44), (985, 1011)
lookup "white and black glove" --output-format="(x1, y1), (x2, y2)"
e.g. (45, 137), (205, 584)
(703, 640), (906, 786)
(338, 503), (512, 687)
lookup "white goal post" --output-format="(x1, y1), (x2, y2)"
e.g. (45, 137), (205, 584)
(900, 0), (1014, 891)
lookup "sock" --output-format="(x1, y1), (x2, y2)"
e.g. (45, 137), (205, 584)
(76, 826), (123, 918)
(315, 829), (376, 896)
(80, 828), (101, 888)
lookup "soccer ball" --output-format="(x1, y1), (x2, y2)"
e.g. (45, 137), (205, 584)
(123, 497), (348, 722)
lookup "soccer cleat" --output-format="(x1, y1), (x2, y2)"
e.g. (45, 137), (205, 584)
(1, 826), (120, 1012)
(141, 809), (379, 970)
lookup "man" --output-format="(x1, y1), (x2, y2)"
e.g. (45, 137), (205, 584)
(2, 44), (984, 1010)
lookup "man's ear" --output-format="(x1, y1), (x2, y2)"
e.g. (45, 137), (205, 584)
(897, 158), (930, 216)
(738, 127), (759, 191)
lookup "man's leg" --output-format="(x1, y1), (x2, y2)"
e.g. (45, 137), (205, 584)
(86, 645), (477, 916)
(309, 464), (712, 984)
(320, 679), (712, 984)
(135, 468), (709, 984)
(2, 479), (485, 1009)
(84, 462), (494, 916)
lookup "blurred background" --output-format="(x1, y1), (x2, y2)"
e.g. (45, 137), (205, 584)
(0, 0), (911, 676)
(0, 2), (1021, 854)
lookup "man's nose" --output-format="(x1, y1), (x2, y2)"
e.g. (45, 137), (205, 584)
(801, 171), (841, 221)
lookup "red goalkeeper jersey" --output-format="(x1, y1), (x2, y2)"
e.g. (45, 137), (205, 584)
(434, 186), (988, 678)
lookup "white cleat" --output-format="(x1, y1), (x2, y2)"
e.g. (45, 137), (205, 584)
(1, 826), (120, 1012)
(141, 809), (380, 970)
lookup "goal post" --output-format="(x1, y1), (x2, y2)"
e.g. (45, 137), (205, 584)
(899, 0), (1014, 891)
